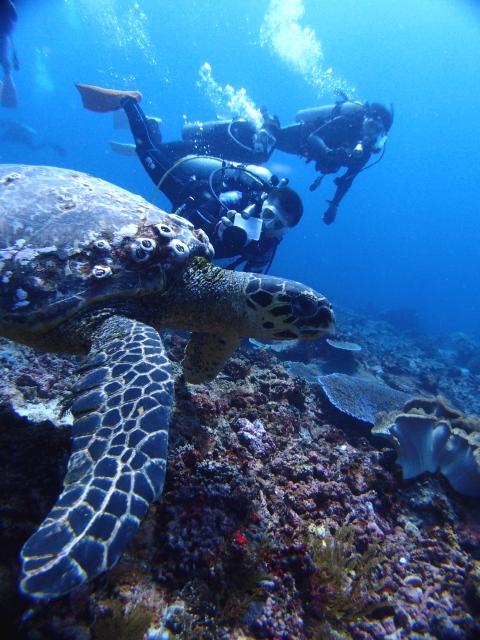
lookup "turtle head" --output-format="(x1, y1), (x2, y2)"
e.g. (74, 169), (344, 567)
(245, 275), (335, 340)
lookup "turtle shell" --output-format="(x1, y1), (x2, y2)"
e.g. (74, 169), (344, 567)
(0, 165), (213, 344)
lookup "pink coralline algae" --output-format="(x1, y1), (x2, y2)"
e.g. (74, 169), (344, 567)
(235, 417), (276, 457)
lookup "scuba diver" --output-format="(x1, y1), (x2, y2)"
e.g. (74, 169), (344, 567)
(75, 83), (303, 275)
(0, 120), (66, 155)
(106, 90), (393, 226)
(0, 0), (19, 109)
(179, 105), (280, 165)
(273, 94), (394, 224)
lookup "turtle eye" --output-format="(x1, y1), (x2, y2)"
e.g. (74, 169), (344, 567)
(292, 295), (317, 317)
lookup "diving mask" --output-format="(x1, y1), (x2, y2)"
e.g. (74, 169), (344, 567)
(262, 203), (289, 239)
(362, 117), (387, 151)
(373, 134), (387, 151)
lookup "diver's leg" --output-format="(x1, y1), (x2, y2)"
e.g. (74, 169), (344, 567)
(47, 142), (67, 157)
(120, 97), (173, 188)
(0, 36), (11, 75)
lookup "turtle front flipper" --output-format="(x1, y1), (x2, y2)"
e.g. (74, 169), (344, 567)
(20, 316), (173, 599)
(182, 332), (241, 384)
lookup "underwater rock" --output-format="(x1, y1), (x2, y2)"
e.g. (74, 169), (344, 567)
(4, 303), (480, 638)
(317, 373), (412, 424)
(451, 332), (479, 366)
(235, 417), (275, 457)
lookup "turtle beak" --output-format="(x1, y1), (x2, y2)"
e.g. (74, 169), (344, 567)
(292, 294), (336, 338)
(298, 319), (336, 338)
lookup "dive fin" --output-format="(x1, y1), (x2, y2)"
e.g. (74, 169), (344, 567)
(75, 83), (142, 113)
(113, 109), (130, 130)
(109, 141), (138, 157)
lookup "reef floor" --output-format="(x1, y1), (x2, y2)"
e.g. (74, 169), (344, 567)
(0, 303), (479, 640)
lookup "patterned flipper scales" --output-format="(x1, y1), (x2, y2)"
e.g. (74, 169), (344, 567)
(20, 316), (173, 599)
(183, 332), (241, 384)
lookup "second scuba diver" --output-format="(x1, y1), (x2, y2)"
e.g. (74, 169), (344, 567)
(106, 88), (393, 226)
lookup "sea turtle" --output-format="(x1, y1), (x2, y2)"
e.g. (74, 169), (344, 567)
(0, 164), (335, 599)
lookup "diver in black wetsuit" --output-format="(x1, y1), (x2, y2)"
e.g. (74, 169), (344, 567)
(179, 105), (280, 166)
(75, 83), (303, 275)
(274, 96), (394, 224)
(109, 93), (393, 226)
(0, 0), (19, 109)
(142, 95), (393, 226)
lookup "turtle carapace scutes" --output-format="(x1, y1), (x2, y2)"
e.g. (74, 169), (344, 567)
(0, 165), (335, 599)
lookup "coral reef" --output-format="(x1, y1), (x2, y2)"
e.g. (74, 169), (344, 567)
(0, 303), (479, 639)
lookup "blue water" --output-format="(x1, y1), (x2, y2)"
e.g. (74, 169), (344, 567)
(3, 0), (480, 336)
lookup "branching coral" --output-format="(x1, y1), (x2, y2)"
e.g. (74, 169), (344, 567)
(303, 525), (387, 629)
